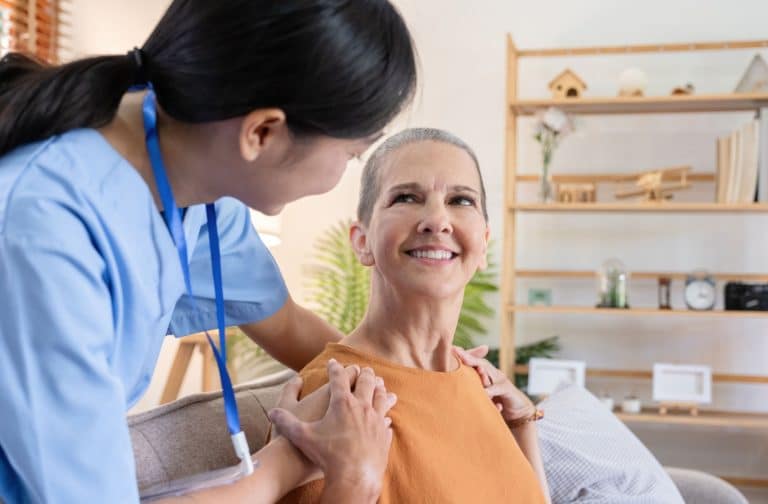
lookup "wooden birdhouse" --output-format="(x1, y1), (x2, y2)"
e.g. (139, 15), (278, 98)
(548, 69), (587, 99)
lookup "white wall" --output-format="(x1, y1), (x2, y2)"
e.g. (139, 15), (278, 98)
(68, 0), (166, 57)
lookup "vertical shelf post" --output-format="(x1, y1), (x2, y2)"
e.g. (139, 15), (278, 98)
(501, 35), (518, 377)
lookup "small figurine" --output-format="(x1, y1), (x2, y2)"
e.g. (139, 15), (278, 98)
(621, 394), (642, 414)
(671, 83), (695, 95)
(556, 182), (597, 203)
(734, 54), (768, 93)
(548, 69), (587, 99)
(614, 166), (691, 201)
(658, 277), (672, 310)
(618, 68), (648, 97)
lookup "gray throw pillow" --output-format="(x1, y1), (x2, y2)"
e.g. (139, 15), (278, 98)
(536, 384), (684, 503)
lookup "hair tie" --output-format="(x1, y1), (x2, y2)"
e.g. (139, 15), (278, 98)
(127, 47), (149, 88)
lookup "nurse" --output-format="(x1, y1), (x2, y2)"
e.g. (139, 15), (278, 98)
(0, 1), (416, 503)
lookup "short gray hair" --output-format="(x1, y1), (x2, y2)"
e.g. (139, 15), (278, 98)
(357, 128), (488, 224)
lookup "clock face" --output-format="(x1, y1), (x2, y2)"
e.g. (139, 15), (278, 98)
(684, 280), (716, 310)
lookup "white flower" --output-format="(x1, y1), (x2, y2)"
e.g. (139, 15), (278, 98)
(541, 107), (569, 134)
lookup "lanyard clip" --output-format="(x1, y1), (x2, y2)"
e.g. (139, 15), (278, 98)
(231, 431), (255, 476)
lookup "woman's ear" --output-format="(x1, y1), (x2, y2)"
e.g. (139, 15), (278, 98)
(239, 108), (287, 162)
(478, 226), (490, 270)
(350, 222), (374, 267)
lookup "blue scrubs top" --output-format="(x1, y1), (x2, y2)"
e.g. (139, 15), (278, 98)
(0, 129), (289, 503)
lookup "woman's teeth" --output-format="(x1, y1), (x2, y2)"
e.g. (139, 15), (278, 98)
(409, 250), (454, 260)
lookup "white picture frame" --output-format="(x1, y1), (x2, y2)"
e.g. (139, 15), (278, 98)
(652, 363), (712, 404)
(527, 358), (586, 396)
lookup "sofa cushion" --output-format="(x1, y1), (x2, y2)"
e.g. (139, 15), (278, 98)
(537, 384), (684, 503)
(666, 467), (747, 504)
(128, 370), (293, 492)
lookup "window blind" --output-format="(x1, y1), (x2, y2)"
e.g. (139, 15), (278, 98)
(0, 0), (70, 64)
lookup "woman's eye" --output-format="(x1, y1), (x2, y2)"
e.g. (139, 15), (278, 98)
(450, 195), (475, 206)
(392, 193), (417, 204)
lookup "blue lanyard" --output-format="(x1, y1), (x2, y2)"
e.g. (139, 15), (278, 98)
(142, 90), (254, 477)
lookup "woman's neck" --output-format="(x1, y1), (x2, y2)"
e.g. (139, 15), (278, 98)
(344, 289), (464, 372)
(98, 92), (227, 211)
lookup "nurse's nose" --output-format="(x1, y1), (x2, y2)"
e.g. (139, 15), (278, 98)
(417, 199), (453, 235)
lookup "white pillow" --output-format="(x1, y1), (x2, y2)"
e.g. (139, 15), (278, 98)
(536, 384), (684, 503)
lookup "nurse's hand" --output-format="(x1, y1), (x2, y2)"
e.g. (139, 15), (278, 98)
(269, 359), (396, 502)
(272, 363), (362, 431)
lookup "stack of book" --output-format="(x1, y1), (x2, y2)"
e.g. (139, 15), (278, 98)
(716, 120), (762, 204)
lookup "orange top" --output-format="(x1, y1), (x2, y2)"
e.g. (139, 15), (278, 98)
(279, 343), (547, 504)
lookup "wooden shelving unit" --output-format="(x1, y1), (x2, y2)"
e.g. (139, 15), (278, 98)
(501, 35), (768, 373)
(502, 36), (768, 486)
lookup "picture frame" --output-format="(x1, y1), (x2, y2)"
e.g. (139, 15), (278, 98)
(527, 288), (552, 306)
(652, 363), (712, 404)
(527, 358), (586, 396)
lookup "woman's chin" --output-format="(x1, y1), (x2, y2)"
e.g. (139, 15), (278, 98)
(395, 279), (466, 302)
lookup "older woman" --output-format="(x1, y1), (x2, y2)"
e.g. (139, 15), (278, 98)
(272, 128), (551, 503)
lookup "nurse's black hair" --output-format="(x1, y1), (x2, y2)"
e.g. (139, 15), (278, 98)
(0, 0), (417, 156)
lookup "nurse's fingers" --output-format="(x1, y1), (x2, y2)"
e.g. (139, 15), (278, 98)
(276, 375), (304, 409)
(372, 383), (397, 416)
(343, 363), (361, 386)
(268, 408), (306, 446)
(328, 358), (355, 406)
(455, 344), (489, 359)
(353, 367), (377, 404)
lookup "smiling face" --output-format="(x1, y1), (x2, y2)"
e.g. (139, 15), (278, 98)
(352, 140), (489, 300)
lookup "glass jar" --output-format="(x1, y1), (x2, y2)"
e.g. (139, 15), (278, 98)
(596, 258), (629, 308)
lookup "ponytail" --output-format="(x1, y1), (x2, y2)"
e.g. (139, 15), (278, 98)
(0, 51), (142, 156)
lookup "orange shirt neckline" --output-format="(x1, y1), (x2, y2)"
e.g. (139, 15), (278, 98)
(326, 342), (464, 376)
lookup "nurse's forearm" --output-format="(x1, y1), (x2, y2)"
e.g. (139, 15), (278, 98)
(157, 436), (314, 503)
(511, 423), (552, 504)
(240, 298), (342, 371)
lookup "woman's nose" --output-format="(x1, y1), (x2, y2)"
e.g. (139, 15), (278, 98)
(416, 201), (453, 234)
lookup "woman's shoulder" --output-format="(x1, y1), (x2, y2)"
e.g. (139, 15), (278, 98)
(297, 343), (382, 395)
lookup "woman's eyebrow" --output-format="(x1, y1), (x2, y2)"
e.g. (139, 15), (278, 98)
(386, 183), (479, 194)
(450, 185), (479, 194)
(387, 182), (422, 193)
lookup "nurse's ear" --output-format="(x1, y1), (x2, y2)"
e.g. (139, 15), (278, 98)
(239, 108), (287, 162)
(350, 222), (375, 267)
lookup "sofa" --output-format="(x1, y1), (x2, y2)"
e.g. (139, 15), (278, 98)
(129, 370), (748, 503)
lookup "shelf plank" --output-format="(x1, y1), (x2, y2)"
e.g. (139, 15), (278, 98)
(508, 304), (768, 319)
(514, 365), (768, 384)
(511, 202), (768, 212)
(515, 269), (768, 282)
(515, 39), (768, 58)
(615, 409), (768, 430)
(516, 173), (715, 183)
(721, 477), (768, 489)
(510, 93), (768, 115)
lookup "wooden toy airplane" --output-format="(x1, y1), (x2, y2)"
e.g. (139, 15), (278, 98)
(613, 165), (692, 201)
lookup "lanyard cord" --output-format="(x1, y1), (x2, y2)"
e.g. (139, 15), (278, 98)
(142, 90), (254, 477)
